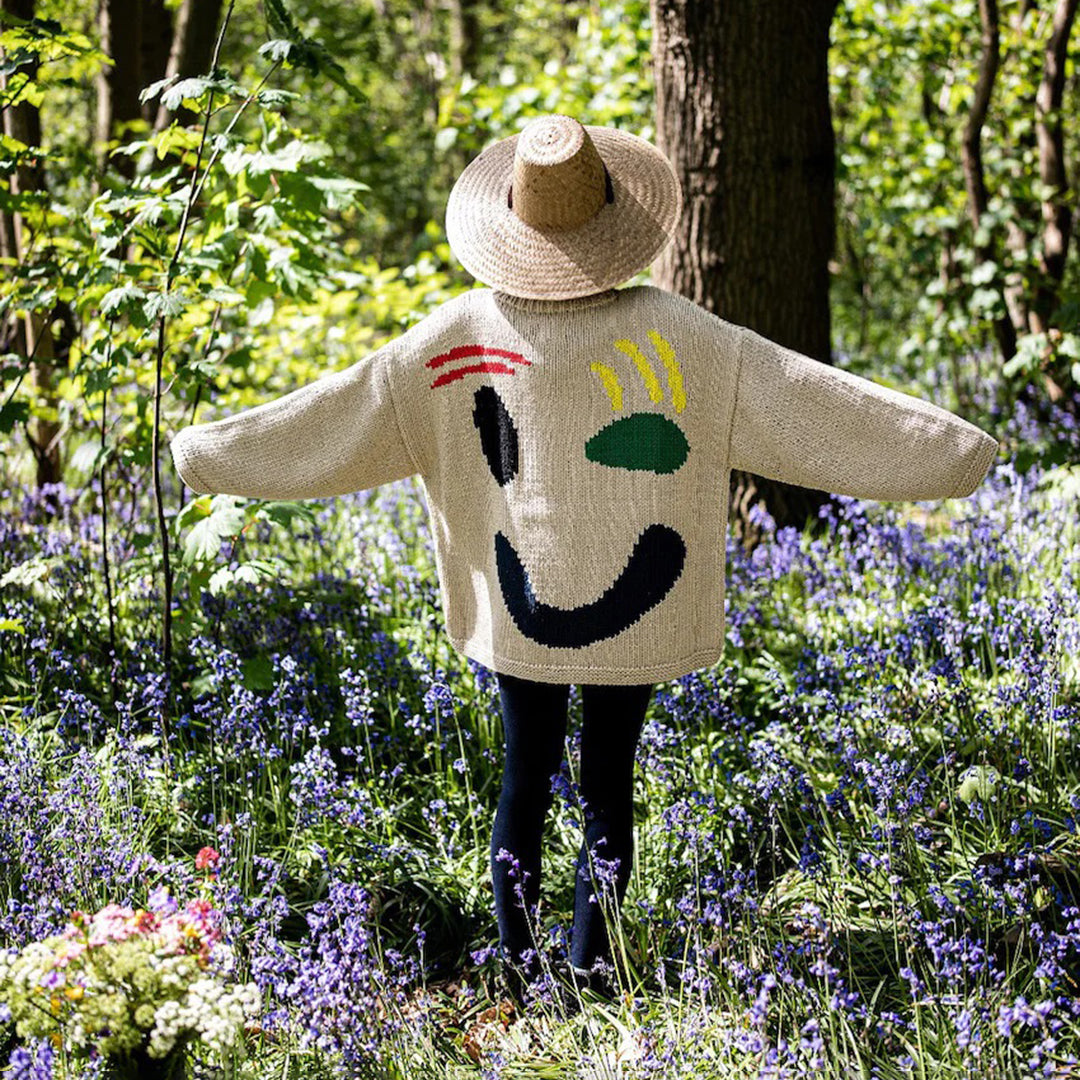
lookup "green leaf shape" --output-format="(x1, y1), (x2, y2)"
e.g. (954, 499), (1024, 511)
(100, 285), (146, 317)
(0, 399), (29, 434)
(957, 765), (1000, 805)
(585, 412), (689, 474)
(180, 495), (246, 565)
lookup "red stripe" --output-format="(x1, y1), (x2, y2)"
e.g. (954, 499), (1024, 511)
(429, 362), (519, 388)
(426, 345), (530, 370)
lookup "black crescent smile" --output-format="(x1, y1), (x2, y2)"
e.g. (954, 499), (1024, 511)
(494, 524), (687, 649)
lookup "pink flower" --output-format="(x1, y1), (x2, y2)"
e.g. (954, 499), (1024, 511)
(195, 847), (220, 871)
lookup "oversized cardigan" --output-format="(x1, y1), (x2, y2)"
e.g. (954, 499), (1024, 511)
(170, 285), (998, 684)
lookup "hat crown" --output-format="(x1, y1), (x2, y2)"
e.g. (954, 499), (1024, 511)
(511, 115), (607, 232)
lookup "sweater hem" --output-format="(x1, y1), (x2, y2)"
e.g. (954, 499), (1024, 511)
(451, 639), (725, 685)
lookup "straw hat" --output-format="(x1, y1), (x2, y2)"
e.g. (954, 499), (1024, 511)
(446, 114), (682, 300)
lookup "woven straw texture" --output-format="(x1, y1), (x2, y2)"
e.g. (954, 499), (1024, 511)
(171, 286), (998, 685)
(446, 117), (682, 299)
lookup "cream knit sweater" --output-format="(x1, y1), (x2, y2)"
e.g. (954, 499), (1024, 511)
(170, 285), (998, 684)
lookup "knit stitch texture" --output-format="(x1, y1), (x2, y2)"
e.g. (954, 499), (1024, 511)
(170, 285), (998, 684)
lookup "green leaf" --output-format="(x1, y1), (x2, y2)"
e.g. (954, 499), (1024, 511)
(263, 0), (301, 41)
(100, 284), (147, 317)
(0, 399), (28, 433)
(69, 440), (109, 476)
(969, 287), (1001, 315)
(154, 125), (202, 160)
(1057, 334), (1080, 359)
(139, 75), (178, 105)
(241, 654), (275, 691)
(208, 559), (277, 596)
(176, 495), (212, 532)
(204, 286), (244, 305)
(255, 501), (317, 528)
(0, 555), (61, 590)
(161, 76), (215, 111)
(276, 173), (321, 214)
(143, 290), (186, 321)
(259, 39), (296, 63)
(957, 765), (1000, 805)
(181, 495), (246, 564)
(256, 88), (301, 109)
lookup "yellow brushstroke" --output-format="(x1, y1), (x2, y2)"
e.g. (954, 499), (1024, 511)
(614, 338), (663, 403)
(647, 330), (686, 413)
(590, 362), (623, 411)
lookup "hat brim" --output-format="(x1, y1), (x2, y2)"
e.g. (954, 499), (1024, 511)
(446, 126), (682, 300)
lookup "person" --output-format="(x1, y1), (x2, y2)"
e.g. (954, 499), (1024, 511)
(170, 113), (998, 1006)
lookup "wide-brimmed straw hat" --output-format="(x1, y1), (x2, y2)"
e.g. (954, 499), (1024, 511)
(446, 114), (682, 301)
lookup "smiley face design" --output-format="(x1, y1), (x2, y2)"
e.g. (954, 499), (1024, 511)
(427, 332), (689, 650)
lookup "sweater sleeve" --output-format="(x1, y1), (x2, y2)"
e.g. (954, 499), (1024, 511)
(170, 338), (419, 500)
(728, 327), (998, 501)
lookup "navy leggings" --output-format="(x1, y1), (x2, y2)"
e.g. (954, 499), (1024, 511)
(491, 673), (653, 974)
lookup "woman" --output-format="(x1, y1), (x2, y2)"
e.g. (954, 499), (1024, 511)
(171, 113), (998, 1005)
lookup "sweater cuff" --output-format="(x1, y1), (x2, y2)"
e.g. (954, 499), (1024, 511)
(170, 429), (213, 495)
(951, 432), (998, 498)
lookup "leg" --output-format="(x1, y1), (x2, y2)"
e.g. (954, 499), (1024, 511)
(571, 682), (653, 974)
(491, 672), (569, 980)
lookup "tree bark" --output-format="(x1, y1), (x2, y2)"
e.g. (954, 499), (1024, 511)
(0, 0), (35, 265)
(961, 0), (1018, 360)
(446, 0), (480, 82)
(95, 0), (144, 174)
(153, 0), (226, 132)
(1031, 0), (1078, 333)
(140, 0), (174, 125)
(650, 0), (839, 537)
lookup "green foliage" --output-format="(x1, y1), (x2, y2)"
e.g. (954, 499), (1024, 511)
(1, 464), (1078, 1076)
(830, 0), (1080, 412)
(1, 0), (663, 505)
(175, 494), (314, 608)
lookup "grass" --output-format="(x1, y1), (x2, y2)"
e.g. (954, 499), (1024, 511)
(0, 460), (1078, 1078)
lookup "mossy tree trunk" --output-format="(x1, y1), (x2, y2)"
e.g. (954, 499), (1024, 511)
(650, 0), (840, 540)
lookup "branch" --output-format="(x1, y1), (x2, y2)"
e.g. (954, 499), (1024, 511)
(151, 0), (235, 729)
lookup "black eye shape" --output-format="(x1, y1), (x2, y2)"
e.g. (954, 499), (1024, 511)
(473, 386), (519, 486)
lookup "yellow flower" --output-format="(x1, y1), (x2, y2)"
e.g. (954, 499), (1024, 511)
(65, 985), (84, 1001)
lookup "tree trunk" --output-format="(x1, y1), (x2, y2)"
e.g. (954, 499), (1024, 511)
(0, 0), (34, 266)
(153, 0), (225, 132)
(651, 0), (839, 538)
(961, 0), (1018, 361)
(2, 0), (61, 487)
(95, 0), (144, 174)
(140, 0), (174, 125)
(1030, 0), (1078, 334)
(446, 0), (480, 82)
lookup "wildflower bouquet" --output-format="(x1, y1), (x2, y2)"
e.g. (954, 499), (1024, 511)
(0, 859), (260, 1080)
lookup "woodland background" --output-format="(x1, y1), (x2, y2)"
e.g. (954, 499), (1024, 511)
(1, 0), (1078, 508)
(1, 2), (1079, 1078)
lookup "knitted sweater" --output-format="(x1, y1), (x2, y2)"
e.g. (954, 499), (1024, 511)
(170, 285), (998, 684)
